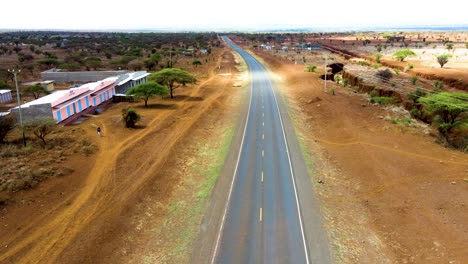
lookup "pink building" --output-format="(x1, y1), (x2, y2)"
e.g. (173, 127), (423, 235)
(52, 78), (116, 123)
(14, 77), (117, 124)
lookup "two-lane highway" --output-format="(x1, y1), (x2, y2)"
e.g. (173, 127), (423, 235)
(211, 37), (319, 263)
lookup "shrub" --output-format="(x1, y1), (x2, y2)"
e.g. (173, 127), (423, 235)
(411, 76), (418, 85)
(433, 80), (444, 91)
(405, 63), (414, 72)
(376, 69), (393, 82)
(334, 74), (343, 84)
(122, 108), (141, 128)
(305, 65), (317, 72)
(0, 115), (15, 143)
(343, 78), (349, 87)
(410, 107), (422, 119)
(358, 61), (370, 66)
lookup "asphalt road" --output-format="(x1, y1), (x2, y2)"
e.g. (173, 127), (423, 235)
(209, 37), (331, 264)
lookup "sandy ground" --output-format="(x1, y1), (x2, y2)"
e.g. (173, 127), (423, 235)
(242, 42), (468, 263)
(0, 46), (246, 263)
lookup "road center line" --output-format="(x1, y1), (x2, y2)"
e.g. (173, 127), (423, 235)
(262, 134), (264, 140)
(262, 150), (264, 157)
(259, 207), (263, 222)
(261, 171), (264, 182)
(262, 121), (264, 127)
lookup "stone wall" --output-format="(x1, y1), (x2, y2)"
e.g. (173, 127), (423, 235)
(10, 103), (53, 122)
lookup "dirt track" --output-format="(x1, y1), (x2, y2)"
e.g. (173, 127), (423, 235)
(247, 45), (468, 263)
(0, 47), (244, 263)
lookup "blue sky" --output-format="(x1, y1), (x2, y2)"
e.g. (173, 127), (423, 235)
(2, 0), (467, 30)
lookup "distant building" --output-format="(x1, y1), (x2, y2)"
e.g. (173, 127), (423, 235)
(22, 80), (55, 91)
(41, 69), (128, 84)
(0, 90), (12, 104)
(114, 71), (150, 95)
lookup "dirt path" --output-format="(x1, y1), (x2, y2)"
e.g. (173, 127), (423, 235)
(245, 44), (468, 263)
(0, 48), (244, 263)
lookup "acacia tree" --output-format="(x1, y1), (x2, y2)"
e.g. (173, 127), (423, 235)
(436, 54), (451, 68)
(24, 84), (50, 99)
(126, 81), (169, 107)
(149, 68), (196, 99)
(419, 92), (468, 140)
(392, 49), (416, 62)
(24, 117), (56, 145)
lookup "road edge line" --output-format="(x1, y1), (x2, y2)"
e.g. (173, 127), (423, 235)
(269, 70), (311, 264)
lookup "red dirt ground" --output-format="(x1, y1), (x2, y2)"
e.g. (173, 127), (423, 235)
(243, 41), (468, 263)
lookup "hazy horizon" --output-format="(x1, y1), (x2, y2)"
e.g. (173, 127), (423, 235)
(2, 0), (468, 32)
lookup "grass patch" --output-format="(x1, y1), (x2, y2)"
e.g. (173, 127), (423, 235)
(370, 96), (395, 106)
(167, 125), (235, 262)
(390, 117), (413, 126)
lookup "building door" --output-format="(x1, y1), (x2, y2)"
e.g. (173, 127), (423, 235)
(56, 111), (62, 122)
(78, 100), (82, 112)
(85, 97), (89, 108)
(72, 103), (77, 114)
(93, 97), (97, 106)
(66, 106), (71, 117)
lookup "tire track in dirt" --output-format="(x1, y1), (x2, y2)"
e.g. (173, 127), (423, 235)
(0, 50), (236, 263)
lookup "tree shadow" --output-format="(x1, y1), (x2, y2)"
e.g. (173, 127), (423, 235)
(134, 103), (178, 110)
(171, 95), (204, 101)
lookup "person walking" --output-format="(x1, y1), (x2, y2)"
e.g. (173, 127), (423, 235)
(97, 127), (101, 137)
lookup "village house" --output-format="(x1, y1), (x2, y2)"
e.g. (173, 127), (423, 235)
(0, 90), (13, 104)
(10, 77), (117, 124)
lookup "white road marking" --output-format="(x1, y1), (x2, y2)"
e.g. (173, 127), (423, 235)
(262, 134), (264, 140)
(262, 121), (264, 127)
(262, 150), (264, 157)
(261, 171), (264, 182)
(259, 207), (263, 222)
(211, 38), (254, 264)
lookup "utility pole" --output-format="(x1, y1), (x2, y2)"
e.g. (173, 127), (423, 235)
(324, 53), (328, 92)
(167, 43), (174, 68)
(8, 69), (26, 146)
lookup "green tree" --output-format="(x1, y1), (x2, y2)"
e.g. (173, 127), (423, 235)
(0, 81), (11, 90)
(436, 54), (451, 68)
(149, 68), (196, 99)
(24, 117), (56, 145)
(0, 115), (15, 143)
(24, 84), (50, 99)
(122, 108), (141, 128)
(445, 42), (454, 51)
(419, 92), (468, 140)
(392, 49), (416, 62)
(84, 57), (102, 70)
(126, 81), (169, 107)
(375, 53), (383, 63)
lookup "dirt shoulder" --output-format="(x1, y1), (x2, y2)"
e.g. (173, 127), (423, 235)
(0, 47), (246, 263)
(245, 43), (468, 263)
